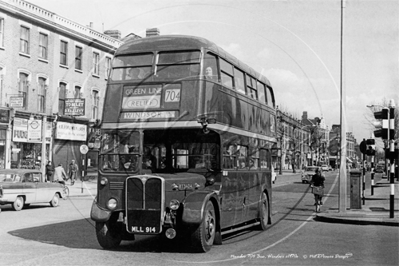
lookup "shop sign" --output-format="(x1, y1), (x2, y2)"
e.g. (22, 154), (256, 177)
(9, 96), (24, 108)
(65, 98), (85, 116)
(28, 119), (42, 142)
(13, 118), (28, 142)
(56, 122), (87, 141)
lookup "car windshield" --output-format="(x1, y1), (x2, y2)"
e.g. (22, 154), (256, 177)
(0, 173), (19, 182)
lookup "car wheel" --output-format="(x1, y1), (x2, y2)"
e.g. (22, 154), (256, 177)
(191, 200), (216, 252)
(50, 194), (60, 207)
(12, 196), (24, 211)
(257, 192), (269, 230)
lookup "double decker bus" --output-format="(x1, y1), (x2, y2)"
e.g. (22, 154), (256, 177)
(90, 35), (277, 252)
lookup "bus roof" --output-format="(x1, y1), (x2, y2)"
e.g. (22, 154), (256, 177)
(116, 35), (272, 87)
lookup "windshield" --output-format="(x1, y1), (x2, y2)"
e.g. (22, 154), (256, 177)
(99, 129), (220, 173)
(100, 131), (140, 172)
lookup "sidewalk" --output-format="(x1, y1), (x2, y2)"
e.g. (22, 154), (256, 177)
(315, 179), (399, 227)
(67, 178), (97, 198)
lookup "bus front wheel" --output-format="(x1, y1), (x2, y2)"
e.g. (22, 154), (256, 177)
(191, 200), (216, 252)
(95, 221), (122, 249)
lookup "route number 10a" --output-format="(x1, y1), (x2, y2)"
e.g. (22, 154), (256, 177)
(165, 89), (180, 102)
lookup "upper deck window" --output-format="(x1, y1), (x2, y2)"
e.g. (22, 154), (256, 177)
(220, 59), (234, 89)
(158, 51), (200, 64)
(110, 53), (154, 81)
(156, 51), (200, 79)
(257, 81), (267, 105)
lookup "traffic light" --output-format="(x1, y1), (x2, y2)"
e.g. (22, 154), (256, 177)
(389, 107), (395, 140)
(366, 139), (375, 156)
(373, 108), (388, 139)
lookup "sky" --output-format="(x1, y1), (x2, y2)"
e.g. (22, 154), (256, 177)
(28, 0), (399, 143)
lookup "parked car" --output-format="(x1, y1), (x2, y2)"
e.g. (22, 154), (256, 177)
(320, 165), (329, 172)
(0, 169), (66, 211)
(375, 164), (384, 173)
(301, 166), (318, 183)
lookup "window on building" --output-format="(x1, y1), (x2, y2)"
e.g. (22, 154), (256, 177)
(92, 90), (99, 120)
(20, 26), (30, 54)
(75, 46), (82, 70)
(74, 86), (81, 98)
(38, 77), (46, 113)
(59, 82), (67, 115)
(19, 73), (29, 109)
(0, 18), (4, 47)
(60, 40), (68, 66)
(39, 33), (48, 60)
(105, 57), (111, 78)
(93, 52), (100, 75)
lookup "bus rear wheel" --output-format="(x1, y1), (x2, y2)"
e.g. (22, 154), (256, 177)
(95, 221), (122, 249)
(257, 192), (269, 230)
(191, 200), (216, 252)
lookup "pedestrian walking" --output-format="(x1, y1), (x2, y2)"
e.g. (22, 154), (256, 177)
(310, 167), (325, 211)
(45, 161), (54, 182)
(68, 159), (79, 186)
(53, 164), (67, 185)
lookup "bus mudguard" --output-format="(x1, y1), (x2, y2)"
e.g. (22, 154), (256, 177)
(182, 190), (219, 224)
(90, 197), (112, 222)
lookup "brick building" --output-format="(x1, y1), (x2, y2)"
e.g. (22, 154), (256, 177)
(0, 0), (123, 174)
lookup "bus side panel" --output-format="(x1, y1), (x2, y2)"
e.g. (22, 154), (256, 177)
(219, 171), (242, 229)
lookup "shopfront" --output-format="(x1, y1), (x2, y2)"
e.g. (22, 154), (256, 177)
(11, 117), (52, 169)
(53, 121), (87, 174)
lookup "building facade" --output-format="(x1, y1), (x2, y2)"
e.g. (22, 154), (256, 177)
(0, 0), (122, 175)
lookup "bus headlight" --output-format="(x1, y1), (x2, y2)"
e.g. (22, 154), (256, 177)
(100, 177), (108, 186)
(107, 198), (117, 210)
(169, 199), (180, 211)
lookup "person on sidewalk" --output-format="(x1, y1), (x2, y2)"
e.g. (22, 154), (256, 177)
(310, 167), (325, 206)
(45, 161), (54, 182)
(53, 164), (67, 186)
(68, 159), (79, 186)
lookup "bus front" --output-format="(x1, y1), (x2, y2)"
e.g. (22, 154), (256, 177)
(90, 44), (221, 251)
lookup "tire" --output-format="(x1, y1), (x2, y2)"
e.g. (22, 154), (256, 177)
(257, 192), (269, 230)
(12, 196), (24, 211)
(191, 201), (216, 252)
(96, 221), (122, 249)
(50, 194), (60, 207)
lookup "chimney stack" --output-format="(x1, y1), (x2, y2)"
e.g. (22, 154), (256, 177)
(146, 28), (160, 37)
(104, 30), (121, 40)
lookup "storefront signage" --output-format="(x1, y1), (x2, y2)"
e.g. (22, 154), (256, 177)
(27, 119), (42, 142)
(13, 118), (28, 142)
(65, 98), (85, 116)
(56, 122), (87, 141)
(9, 96), (24, 108)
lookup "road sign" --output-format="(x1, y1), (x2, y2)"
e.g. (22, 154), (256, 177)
(80, 144), (89, 154)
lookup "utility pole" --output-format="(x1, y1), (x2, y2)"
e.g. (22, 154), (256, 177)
(339, 0), (347, 212)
